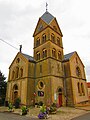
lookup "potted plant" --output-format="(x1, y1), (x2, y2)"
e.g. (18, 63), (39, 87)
(14, 98), (21, 109)
(20, 106), (28, 115)
(49, 103), (57, 114)
(38, 104), (47, 119)
(8, 102), (13, 112)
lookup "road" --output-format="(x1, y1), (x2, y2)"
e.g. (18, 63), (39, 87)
(0, 112), (39, 120)
(71, 113), (90, 120)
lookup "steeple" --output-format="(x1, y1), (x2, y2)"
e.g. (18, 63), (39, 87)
(41, 11), (54, 24)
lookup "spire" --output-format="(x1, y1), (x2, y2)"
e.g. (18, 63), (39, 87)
(46, 2), (48, 12)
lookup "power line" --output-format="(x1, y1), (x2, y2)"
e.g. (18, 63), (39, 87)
(0, 38), (18, 50)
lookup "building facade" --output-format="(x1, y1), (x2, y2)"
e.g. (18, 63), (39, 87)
(6, 11), (89, 107)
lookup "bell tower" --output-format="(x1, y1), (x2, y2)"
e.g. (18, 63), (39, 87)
(33, 11), (65, 106)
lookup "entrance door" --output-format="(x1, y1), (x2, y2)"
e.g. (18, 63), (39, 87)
(57, 88), (62, 107)
(58, 93), (62, 107)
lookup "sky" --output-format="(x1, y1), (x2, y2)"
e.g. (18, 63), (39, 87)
(0, 0), (90, 81)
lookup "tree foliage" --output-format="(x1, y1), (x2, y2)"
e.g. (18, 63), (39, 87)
(0, 70), (7, 105)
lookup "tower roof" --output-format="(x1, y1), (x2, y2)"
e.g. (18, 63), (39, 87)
(41, 11), (54, 24)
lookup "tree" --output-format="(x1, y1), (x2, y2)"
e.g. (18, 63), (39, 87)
(0, 71), (7, 105)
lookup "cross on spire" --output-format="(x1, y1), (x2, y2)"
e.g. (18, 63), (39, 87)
(46, 2), (48, 12)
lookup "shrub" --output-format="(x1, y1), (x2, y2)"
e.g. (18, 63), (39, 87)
(38, 101), (43, 106)
(14, 98), (21, 108)
(8, 102), (13, 112)
(21, 106), (28, 115)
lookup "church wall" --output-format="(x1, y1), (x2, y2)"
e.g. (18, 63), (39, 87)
(35, 77), (52, 106)
(69, 54), (86, 79)
(27, 78), (35, 106)
(71, 78), (89, 105)
(65, 78), (74, 106)
(51, 77), (65, 106)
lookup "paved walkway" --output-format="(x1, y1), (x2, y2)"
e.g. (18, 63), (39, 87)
(0, 106), (90, 120)
(71, 113), (90, 120)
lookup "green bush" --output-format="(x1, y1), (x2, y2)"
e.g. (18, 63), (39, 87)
(8, 102), (13, 111)
(21, 106), (28, 115)
(14, 98), (21, 108)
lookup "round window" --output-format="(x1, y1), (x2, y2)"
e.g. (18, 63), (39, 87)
(38, 81), (44, 89)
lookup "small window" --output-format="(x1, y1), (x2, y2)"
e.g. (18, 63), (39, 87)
(57, 37), (60, 46)
(16, 58), (20, 63)
(52, 48), (56, 58)
(51, 34), (55, 43)
(42, 34), (46, 43)
(20, 68), (23, 77)
(42, 49), (47, 58)
(53, 26), (57, 31)
(36, 52), (40, 60)
(76, 67), (81, 77)
(12, 71), (15, 79)
(81, 83), (85, 96)
(58, 51), (61, 60)
(36, 38), (40, 47)
(77, 82), (81, 95)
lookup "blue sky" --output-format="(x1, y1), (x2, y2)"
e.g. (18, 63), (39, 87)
(0, 0), (90, 81)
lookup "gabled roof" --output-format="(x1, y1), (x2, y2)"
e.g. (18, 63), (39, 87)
(21, 53), (36, 62)
(64, 51), (75, 61)
(41, 11), (54, 24)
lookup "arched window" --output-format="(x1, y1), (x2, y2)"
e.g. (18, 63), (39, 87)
(12, 70), (15, 79)
(16, 58), (20, 63)
(42, 34), (46, 43)
(36, 38), (40, 47)
(20, 68), (23, 77)
(36, 52), (40, 60)
(81, 83), (85, 95)
(13, 84), (18, 90)
(76, 67), (81, 77)
(51, 33), (55, 43)
(57, 37), (60, 46)
(77, 82), (81, 95)
(16, 67), (19, 78)
(42, 49), (47, 58)
(58, 51), (62, 60)
(52, 48), (56, 58)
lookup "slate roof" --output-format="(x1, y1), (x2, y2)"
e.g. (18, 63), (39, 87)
(22, 53), (36, 62)
(64, 51), (75, 61)
(41, 11), (54, 24)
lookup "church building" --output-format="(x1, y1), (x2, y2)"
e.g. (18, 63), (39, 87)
(6, 10), (89, 107)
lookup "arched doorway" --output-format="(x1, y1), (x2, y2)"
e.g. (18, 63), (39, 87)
(13, 84), (18, 103)
(57, 88), (62, 107)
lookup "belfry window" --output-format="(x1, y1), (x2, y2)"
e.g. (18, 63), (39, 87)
(58, 51), (62, 60)
(36, 52), (40, 60)
(42, 34), (46, 43)
(36, 38), (40, 47)
(52, 48), (56, 58)
(51, 33), (55, 43)
(42, 49), (47, 58)
(57, 37), (60, 46)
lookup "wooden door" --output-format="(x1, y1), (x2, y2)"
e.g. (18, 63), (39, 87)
(58, 93), (62, 107)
